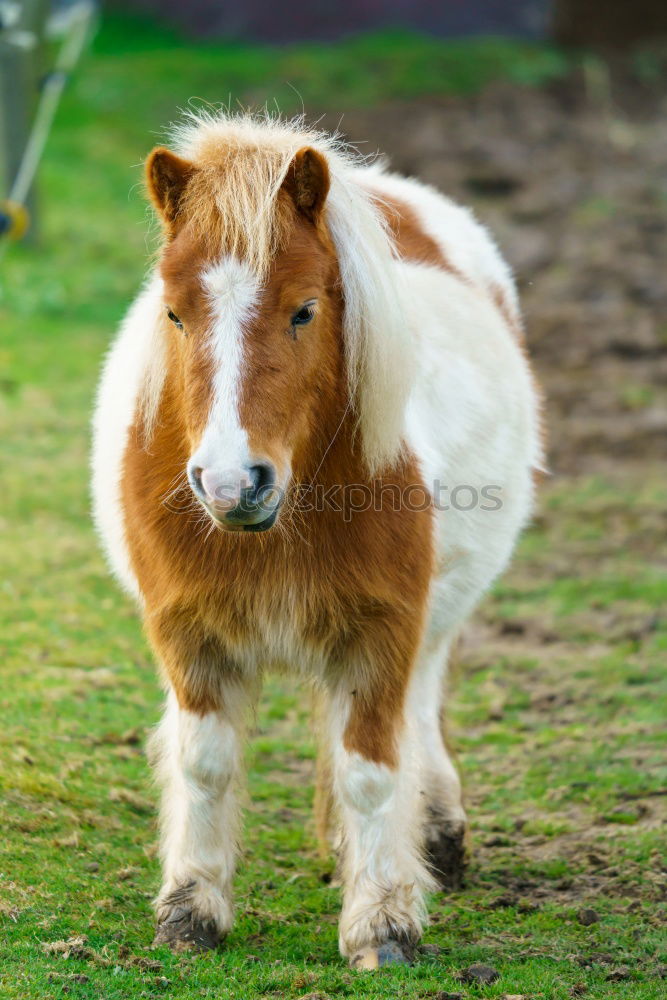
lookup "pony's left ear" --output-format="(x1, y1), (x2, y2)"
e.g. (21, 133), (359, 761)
(282, 147), (330, 224)
(145, 146), (195, 228)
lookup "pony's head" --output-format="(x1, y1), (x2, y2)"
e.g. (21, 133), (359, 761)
(144, 115), (411, 533)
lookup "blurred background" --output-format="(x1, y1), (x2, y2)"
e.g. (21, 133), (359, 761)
(2, 0), (667, 475)
(1, 4), (665, 996)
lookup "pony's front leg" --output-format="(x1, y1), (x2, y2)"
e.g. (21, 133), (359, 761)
(326, 635), (435, 969)
(145, 619), (253, 951)
(149, 690), (244, 950)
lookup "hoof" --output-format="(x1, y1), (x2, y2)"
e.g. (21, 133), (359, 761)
(426, 817), (469, 891)
(350, 939), (412, 970)
(153, 905), (220, 952)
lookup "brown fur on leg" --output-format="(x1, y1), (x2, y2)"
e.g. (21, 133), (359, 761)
(313, 688), (337, 860)
(312, 688), (344, 887)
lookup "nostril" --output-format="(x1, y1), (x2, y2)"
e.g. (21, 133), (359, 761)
(190, 465), (204, 495)
(247, 462), (275, 501)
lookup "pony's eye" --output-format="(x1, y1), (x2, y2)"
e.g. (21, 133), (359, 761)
(291, 301), (316, 328)
(166, 308), (184, 331)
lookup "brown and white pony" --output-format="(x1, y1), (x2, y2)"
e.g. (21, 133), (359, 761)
(92, 113), (541, 968)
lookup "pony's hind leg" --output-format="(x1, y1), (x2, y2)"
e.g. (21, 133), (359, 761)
(409, 637), (469, 890)
(423, 741), (469, 891)
(313, 687), (342, 879)
(146, 619), (255, 951)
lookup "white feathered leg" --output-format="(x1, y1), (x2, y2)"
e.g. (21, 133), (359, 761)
(327, 693), (435, 967)
(149, 686), (246, 949)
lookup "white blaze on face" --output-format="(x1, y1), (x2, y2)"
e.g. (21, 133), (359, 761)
(191, 257), (260, 471)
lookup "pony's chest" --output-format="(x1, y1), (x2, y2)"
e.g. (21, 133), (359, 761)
(155, 515), (383, 673)
(197, 565), (336, 674)
(219, 597), (331, 675)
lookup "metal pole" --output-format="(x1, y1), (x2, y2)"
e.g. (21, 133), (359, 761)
(0, 0), (50, 241)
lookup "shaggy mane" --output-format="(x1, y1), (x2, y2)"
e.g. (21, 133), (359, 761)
(146, 111), (414, 476)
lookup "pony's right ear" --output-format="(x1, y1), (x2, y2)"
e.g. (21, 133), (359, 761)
(282, 147), (330, 224)
(145, 147), (194, 227)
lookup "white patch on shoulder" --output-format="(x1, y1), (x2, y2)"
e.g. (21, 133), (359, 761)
(193, 257), (260, 470)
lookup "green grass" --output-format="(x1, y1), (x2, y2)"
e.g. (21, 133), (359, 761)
(93, 11), (569, 107)
(1, 13), (666, 1000)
